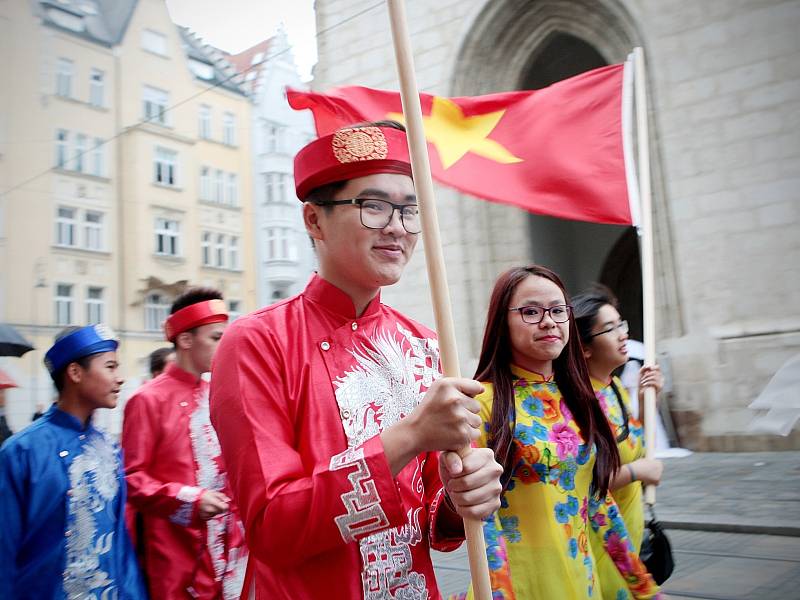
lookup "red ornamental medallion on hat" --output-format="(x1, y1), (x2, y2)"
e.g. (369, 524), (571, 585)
(164, 299), (228, 342)
(294, 125), (412, 200)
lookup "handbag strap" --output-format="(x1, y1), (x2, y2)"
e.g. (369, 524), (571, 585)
(608, 378), (631, 444)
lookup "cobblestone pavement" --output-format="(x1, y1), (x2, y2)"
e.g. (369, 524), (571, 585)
(431, 452), (800, 598)
(433, 531), (800, 599)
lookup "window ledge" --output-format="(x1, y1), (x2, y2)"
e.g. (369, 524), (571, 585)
(153, 254), (185, 263)
(199, 136), (239, 150)
(198, 199), (241, 211)
(54, 94), (110, 113)
(52, 168), (111, 183)
(152, 182), (183, 192)
(52, 245), (111, 257)
(201, 265), (243, 273)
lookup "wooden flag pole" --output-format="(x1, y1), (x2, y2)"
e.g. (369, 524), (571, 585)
(385, 1), (492, 597)
(633, 46), (658, 506)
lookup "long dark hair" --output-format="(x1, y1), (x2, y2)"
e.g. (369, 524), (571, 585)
(473, 266), (620, 497)
(573, 283), (619, 345)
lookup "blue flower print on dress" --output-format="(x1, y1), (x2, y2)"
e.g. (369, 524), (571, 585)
(560, 463), (577, 490)
(576, 443), (592, 465)
(522, 393), (545, 418)
(500, 515), (521, 543)
(569, 537), (579, 558)
(566, 495), (580, 516)
(616, 590), (629, 600)
(554, 501), (571, 524)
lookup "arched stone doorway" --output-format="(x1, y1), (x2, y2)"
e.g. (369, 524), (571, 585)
(520, 31), (641, 334)
(450, 0), (678, 349)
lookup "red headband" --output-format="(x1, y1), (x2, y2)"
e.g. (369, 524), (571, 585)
(294, 125), (412, 200)
(164, 299), (228, 342)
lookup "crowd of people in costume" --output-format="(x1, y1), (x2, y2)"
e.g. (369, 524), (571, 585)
(0, 121), (664, 599)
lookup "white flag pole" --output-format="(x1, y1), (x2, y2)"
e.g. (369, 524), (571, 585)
(633, 46), (658, 506)
(385, 1), (492, 597)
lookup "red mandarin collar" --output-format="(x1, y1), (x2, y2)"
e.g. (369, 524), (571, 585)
(164, 362), (205, 386)
(302, 273), (383, 320)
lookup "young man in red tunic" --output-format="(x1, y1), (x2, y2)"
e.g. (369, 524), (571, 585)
(210, 122), (503, 599)
(122, 288), (248, 599)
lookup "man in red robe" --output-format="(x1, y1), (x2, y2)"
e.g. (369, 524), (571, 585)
(210, 121), (503, 599)
(122, 288), (248, 599)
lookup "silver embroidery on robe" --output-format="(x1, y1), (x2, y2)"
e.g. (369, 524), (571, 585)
(333, 323), (440, 600)
(170, 485), (202, 526)
(63, 433), (120, 600)
(188, 385), (248, 599)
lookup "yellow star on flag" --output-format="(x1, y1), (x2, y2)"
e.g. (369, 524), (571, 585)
(387, 96), (522, 169)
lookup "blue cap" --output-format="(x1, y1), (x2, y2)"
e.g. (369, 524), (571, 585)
(44, 324), (119, 377)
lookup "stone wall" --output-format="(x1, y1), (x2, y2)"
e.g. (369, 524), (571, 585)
(312, 0), (800, 449)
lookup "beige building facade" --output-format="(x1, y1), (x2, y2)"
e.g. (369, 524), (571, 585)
(311, 0), (800, 450)
(0, 0), (255, 433)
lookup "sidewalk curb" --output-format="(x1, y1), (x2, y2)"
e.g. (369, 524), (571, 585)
(662, 520), (800, 537)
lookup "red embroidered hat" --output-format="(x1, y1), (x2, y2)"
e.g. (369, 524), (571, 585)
(163, 299), (228, 342)
(294, 125), (412, 200)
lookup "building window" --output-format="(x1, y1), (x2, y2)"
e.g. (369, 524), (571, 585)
(200, 166), (211, 200)
(142, 29), (168, 56)
(214, 170), (224, 203)
(74, 134), (87, 173)
(89, 69), (104, 107)
(84, 211), (104, 251)
(215, 233), (226, 267)
(263, 123), (281, 153)
(277, 173), (287, 204)
(227, 173), (238, 206)
(223, 112), (235, 146)
(228, 300), (241, 321)
(154, 217), (180, 256)
(56, 206), (77, 247)
(264, 173), (274, 204)
(266, 227), (298, 261)
(55, 283), (74, 325)
(144, 293), (170, 331)
(91, 138), (104, 177)
(154, 147), (177, 186)
(199, 104), (211, 139)
(143, 85), (169, 126)
(86, 286), (104, 323)
(56, 58), (73, 98)
(55, 130), (69, 168)
(189, 59), (214, 80)
(229, 236), (240, 270)
(201, 231), (212, 266)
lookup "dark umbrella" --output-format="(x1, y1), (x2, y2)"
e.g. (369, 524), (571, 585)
(0, 324), (34, 357)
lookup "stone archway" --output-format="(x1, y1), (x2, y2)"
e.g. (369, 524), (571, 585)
(449, 0), (682, 348)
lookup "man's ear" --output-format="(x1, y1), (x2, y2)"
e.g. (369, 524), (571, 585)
(303, 202), (324, 242)
(66, 362), (83, 385)
(175, 331), (193, 351)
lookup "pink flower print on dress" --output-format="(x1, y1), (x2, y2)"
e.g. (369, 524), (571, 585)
(548, 422), (581, 460)
(605, 530), (633, 573)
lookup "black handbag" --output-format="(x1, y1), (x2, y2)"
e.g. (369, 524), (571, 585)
(639, 504), (675, 585)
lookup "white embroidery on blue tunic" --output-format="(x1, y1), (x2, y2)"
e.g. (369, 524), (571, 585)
(63, 433), (120, 600)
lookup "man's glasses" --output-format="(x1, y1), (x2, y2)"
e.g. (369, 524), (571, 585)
(508, 304), (572, 324)
(314, 198), (421, 234)
(588, 320), (629, 339)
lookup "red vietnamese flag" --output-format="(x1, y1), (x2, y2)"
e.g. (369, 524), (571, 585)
(287, 63), (635, 225)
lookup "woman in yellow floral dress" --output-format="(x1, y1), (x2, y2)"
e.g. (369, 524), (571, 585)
(573, 286), (664, 599)
(460, 266), (660, 600)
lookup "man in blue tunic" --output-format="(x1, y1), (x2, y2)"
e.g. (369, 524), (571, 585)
(0, 325), (147, 599)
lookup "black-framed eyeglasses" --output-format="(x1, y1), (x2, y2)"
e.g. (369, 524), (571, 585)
(314, 197), (421, 234)
(508, 304), (572, 324)
(588, 320), (629, 339)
